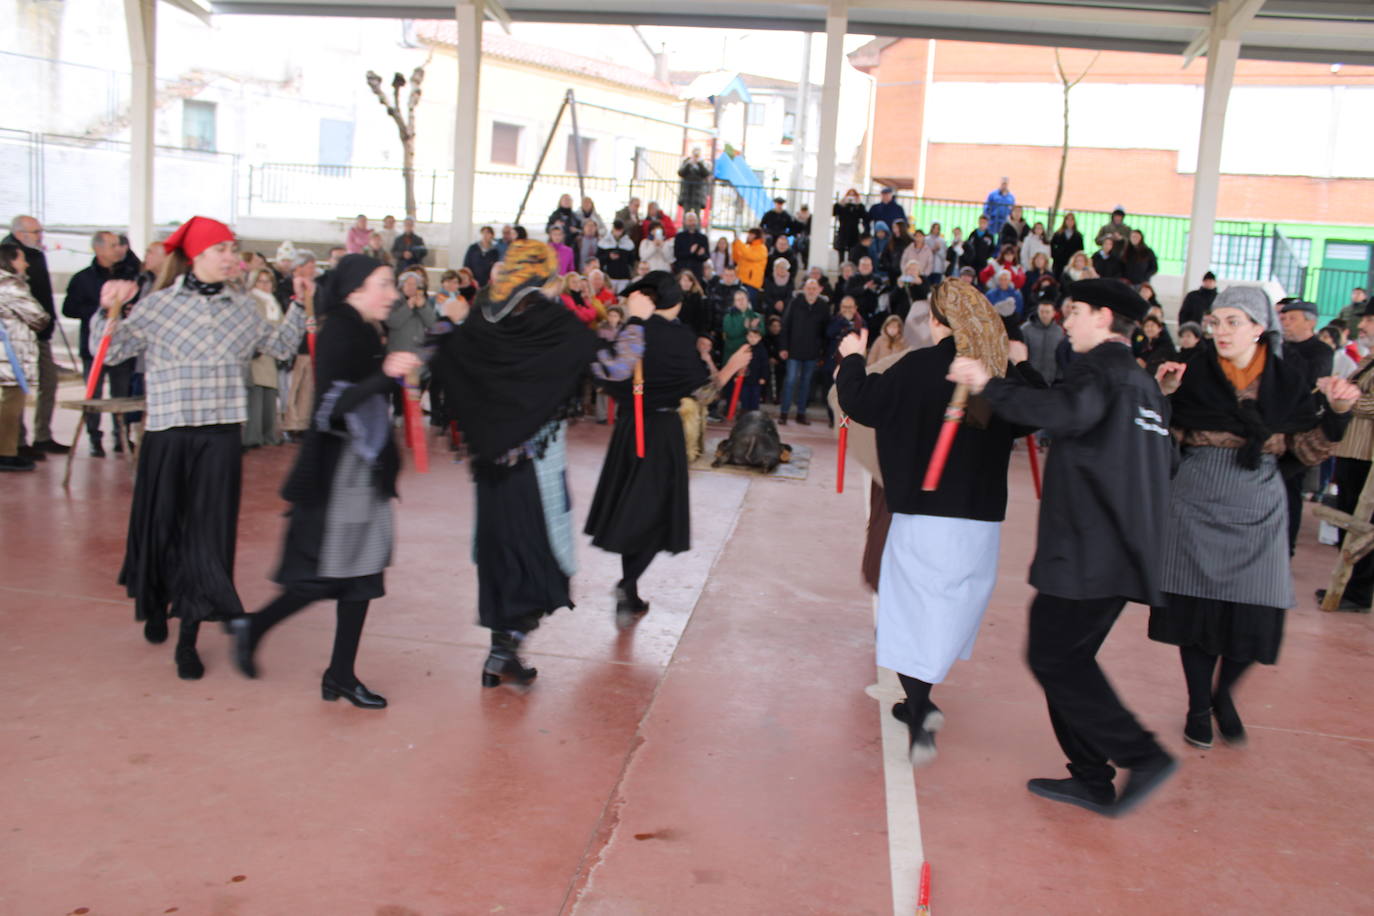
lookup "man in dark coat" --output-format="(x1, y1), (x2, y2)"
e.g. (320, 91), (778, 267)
(1177, 271), (1217, 326)
(949, 278), (1177, 818)
(777, 278), (829, 425)
(3, 214), (68, 454)
(462, 225), (500, 286)
(759, 198), (793, 243)
(62, 230), (142, 455)
(391, 218), (428, 267)
(867, 187), (906, 229)
(677, 148), (711, 215)
(672, 211), (710, 279)
(960, 216), (998, 274)
(1278, 297), (1335, 553)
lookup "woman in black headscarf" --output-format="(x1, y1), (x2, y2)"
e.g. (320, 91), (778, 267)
(229, 255), (424, 709)
(435, 240), (650, 688)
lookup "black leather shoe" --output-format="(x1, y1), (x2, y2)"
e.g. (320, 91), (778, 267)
(1212, 692), (1247, 746)
(175, 645), (204, 680)
(614, 582), (650, 630)
(321, 672), (387, 708)
(143, 616), (168, 644)
(17, 445), (45, 461)
(1113, 753), (1178, 817)
(227, 617), (258, 679)
(0, 455), (37, 471)
(90, 439), (106, 458)
(891, 700), (944, 734)
(1184, 710), (1214, 749)
(482, 631), (538, 688)
(32, 439), (70, 454)
(1027, 776), (1115, 815)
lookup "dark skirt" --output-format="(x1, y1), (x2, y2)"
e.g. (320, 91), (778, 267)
(584, 407), (691, 556)
(120, 424), (244, 623)
(272, 503), (386, 603)
(474, 457), (570, 631)
(1148, 593), (1286, 665)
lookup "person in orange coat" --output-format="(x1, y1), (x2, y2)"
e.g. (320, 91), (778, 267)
(732, 228), (768, 290)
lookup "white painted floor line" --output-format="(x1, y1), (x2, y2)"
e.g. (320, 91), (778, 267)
(868, 669), (926, 916)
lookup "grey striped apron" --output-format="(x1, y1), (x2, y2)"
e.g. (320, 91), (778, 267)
(1160, 446), (1294, 609)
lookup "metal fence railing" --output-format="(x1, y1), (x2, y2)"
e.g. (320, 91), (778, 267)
(0, 127), (239, 229)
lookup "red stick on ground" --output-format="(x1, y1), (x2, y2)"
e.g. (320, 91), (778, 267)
(916, 861), (932, 914)
(921, 384), (969, 492)
(726, 374), (743, 421)
(1026, 434), (1043, 499)
(836, 416), (849, 494)
(84, 331), (112, 400)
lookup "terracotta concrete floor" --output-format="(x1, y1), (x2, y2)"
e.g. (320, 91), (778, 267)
(2, 399), (1372, 915)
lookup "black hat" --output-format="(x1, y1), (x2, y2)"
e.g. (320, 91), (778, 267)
(1112, 207), (1126, 217)
(1066, 278), (1149, 323)
(623, 270), (683, 311)
(1279, 298), (1317, 316)
(773, 196), (787, 204)
(1202, 271), (1217, 282)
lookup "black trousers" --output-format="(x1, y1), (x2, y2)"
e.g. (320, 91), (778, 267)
(1284, 468), (1306, 555)
(82, 356), (136, 440)
(1334, 458), (1374, 606)
(1026, 592), (1164, 788)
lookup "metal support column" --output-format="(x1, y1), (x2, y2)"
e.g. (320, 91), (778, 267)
(449, 0), (483, 267)
(812, 2), (848, 273)
(124, 0), (156, 252)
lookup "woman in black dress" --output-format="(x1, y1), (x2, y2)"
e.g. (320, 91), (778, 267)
(585, 271), (754, 627)
(437, 241), (649, 687)
(229, 255), (423, 708)
(833, 188), (869, 256)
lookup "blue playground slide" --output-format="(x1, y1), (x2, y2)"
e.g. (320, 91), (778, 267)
(714, 152), (770, 226)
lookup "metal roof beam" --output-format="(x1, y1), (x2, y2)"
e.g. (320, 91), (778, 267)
(1183, 0), (1266, 66)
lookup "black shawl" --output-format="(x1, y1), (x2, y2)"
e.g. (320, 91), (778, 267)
(280, 304), (400, 505)
(438, 292), (600, 461)
(1168, 339), (1320, 469)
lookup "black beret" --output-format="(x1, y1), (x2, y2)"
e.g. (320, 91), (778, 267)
(1066, 279), (1149, 323)
(623, 270), (683, 310)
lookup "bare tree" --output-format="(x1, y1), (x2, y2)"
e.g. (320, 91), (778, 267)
(1048, 49), (1100, 233)
(366, 65), (426, 219)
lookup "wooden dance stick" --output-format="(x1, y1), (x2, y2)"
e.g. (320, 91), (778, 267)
(726, 373), (744, 421)
(920, 383), (969, 492)
(1026, 434), (1042, 499)
(402, 369), (429, 473)
(633, 360), (645, 458)
(836, 415), (850, 494)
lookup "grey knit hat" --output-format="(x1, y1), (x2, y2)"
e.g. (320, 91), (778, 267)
(1213, 285), (1281, 356)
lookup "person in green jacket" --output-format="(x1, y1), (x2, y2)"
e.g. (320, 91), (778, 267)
(721, 288), (762, 363)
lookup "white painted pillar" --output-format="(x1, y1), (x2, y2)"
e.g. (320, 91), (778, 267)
(124, 0), (155, 252)
(449, 0), (483, 267)
(1183, 28), (1239, 289)
(812, 2), (848, 274)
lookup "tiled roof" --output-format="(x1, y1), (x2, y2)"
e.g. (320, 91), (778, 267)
(417, 22), (678, 97)
(670, 69), (798, 92)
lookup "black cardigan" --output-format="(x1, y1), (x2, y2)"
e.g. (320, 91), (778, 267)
(280, 304), (400, 506)
(836, 337), (1040, 521)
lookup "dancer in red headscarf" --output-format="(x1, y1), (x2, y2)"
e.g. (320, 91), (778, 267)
(91, 217), (306, 679)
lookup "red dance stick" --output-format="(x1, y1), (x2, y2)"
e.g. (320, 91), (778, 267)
(307, 330), (317, 365)
(921, 383), (969, 492)
(726, 373), (743, 421)
(402, 370), (429, 473)
(606, 395), (616, 426)
(836, 416), (849, 494)
(84, 328), (112, 400)
(1026, 434), (1042, 499)
(916, 861), (932, 914)
(633, 360), (645, 458)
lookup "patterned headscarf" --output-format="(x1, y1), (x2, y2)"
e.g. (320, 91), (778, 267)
(930, 278), (1008, 379)
(481, 239), (558, 323)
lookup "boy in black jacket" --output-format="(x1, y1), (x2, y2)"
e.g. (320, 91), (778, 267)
(948, 278), (1177, 817)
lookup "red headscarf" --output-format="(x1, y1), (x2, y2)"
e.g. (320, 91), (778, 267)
(162, 216), (235, 260)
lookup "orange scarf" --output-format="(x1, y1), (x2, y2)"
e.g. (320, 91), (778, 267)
(1220, 345), (1267, 394)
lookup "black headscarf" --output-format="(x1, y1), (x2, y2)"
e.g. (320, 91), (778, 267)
(438, 291), (600, 461)
(1168, 339), (1320, 469)
(317, 253), (383, 315)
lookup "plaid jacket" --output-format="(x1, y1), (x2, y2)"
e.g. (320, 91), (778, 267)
(92, 275), (305, 431)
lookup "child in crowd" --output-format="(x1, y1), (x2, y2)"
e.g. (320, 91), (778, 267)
(594, 306), (624, 423)
(736, 328), (771, 414)
(765, 314), (785, 404)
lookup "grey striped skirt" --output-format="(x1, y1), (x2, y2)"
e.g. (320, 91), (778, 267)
(1149, 446), (1289, 663)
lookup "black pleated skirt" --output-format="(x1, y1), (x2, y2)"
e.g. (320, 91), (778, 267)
(120, 424), (244, 623)
(584, 408), (691, 557)
(473, 457), (570, 632)
(1148, 593), (1286, 665)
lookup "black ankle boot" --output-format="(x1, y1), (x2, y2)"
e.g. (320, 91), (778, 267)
(175, 645), (204, 680)
(1212, 691), (1246, 745)
(483, 631), (537, 688)
(614, 581), (649, 630)
(143, 615), (168, 645)
(228, 616), (258, 679)
(1184, 709), (1213, 749)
